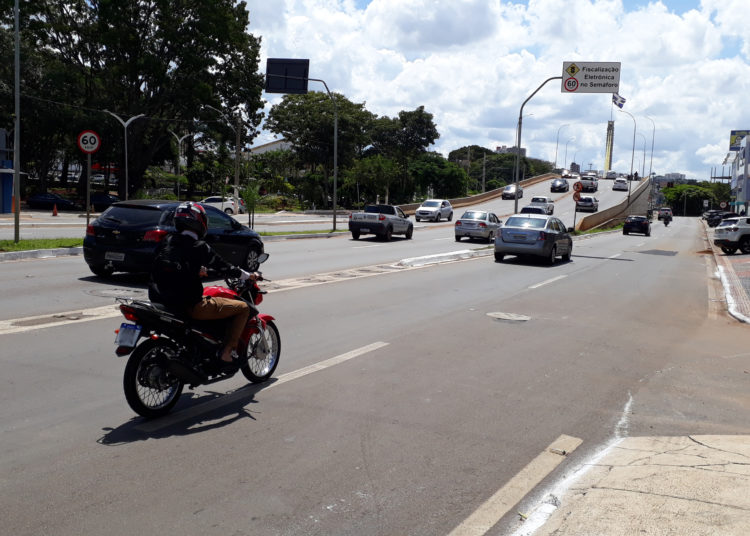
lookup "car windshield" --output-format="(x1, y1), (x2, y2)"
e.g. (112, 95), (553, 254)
(421, 201), (440, 207)
(717, 219), (738, 227)
(504, 185), (515, 190)
(505, 216), (545, 229)
(461, 211), (485, 220)
(531, 197), (546, 203)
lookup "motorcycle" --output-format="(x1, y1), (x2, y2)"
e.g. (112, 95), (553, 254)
(113, 253), (280, 418)
(663, 217), (671, 227)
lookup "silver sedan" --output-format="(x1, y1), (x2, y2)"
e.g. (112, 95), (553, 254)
(494, 214), (573, 264)
(455, 210), (502, 243)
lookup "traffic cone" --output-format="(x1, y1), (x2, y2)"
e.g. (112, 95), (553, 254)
(52, 204), (58, 216)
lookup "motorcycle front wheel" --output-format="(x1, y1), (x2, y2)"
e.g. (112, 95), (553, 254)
(123, 339), (184, 419)
(241, 320), (281, 383)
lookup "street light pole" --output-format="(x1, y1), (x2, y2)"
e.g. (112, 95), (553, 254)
(564, 137), (575, 170)
(619, 109), (637, 206)
(554, 124), (569, 169)
(636, 133), (647, 178)
(204, 104), (242, 206)
(645, 115), (655, 179)
(168, 130), (191, 200)
(513, 76), (562, 214)
(105, 111), (145, 200)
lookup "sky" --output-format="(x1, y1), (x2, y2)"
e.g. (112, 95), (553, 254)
(245, 0), (750, 180)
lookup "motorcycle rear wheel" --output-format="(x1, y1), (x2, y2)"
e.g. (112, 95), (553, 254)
(123, 339), (184, 419)
(241, 320), (281, 383)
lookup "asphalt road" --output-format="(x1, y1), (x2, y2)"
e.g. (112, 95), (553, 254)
(2, 216), (747, 536)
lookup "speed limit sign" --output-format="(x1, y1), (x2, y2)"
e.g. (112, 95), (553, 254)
(77, 130), (101, 154)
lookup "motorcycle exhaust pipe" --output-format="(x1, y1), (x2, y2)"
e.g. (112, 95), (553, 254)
(166, 359), (206, 386)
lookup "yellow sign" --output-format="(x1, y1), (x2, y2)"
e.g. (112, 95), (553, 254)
(566, 63), (580, 77)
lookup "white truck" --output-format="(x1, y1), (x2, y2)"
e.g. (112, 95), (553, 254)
(527, 196), (555, 215)
(348, 204), (414, 241)
(580, 172), (599, 192)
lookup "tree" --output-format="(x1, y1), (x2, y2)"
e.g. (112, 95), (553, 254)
(409, 152), (468, 200)
(662, 184), (714, 216)
(0, 0), (265, 197)
(266, 91), (375, 207)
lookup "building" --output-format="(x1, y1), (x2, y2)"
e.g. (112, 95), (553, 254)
(495, 145), (526, 157)
(730, 138), (748, 215)
(248, 139), (292, 155)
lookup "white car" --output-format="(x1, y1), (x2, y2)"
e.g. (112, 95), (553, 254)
(415, 199), (453, 222)
(612, 178), (628, 191)
(199, 196), (246, 214)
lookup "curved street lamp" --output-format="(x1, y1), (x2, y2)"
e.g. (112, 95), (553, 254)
(169, 130), (192, 201)
(554, 124), (569, 169)
(564, 137), (575, 170)
(644, 115), (655, 179)
(618, 109), (637, 205)
(105, 111), (145, 200)
(636, 133), (647, 178)
(204, 104), (242, 206)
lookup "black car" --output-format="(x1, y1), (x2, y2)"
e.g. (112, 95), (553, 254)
(623, 215), (651, 236)
(550, 178), (569, 192)
(84, 200), (264, 277)
(707, 211), (738, 227)
(89, 193), (120, 212)
(26, 192), (81, 211)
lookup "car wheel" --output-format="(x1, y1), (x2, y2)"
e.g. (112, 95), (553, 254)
(494, 252), (504, 262)
(415, 217), (420, 222)
(455, 236), (461, 242)
(435, 213), (441, 222)
(487, 231), (495, 244)
(382, 226), (393, 241)
(721, 246), (737, 255)
(352, 231), (360, 240)
(405, 225), (413, 239)
(244, 247), (263, 271)
(563, 245), (572, 262)
(740, 237), (750, 254)
(89, 264), (114, 278)
(224, 208), (234, 214)
(448, 212), (453, 221)
(623, 230), (629, 235)
(547, 245), (557, 265)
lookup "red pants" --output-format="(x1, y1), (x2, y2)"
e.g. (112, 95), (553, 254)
(188, 296), (252, 351)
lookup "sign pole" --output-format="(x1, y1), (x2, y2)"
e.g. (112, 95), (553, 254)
(86, 153), (92, 225)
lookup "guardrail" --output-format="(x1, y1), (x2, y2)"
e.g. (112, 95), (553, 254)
(575, 178), (651, 231)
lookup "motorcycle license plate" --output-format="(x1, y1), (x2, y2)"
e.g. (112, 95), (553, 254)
(115, 323), (141, 347)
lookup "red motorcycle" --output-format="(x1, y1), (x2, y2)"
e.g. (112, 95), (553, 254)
(113, 253), (280, 418)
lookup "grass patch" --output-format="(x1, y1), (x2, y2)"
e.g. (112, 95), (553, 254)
(0, 238), (84, 252)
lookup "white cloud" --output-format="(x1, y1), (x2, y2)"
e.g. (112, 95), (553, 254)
(247, 0), (750, 179)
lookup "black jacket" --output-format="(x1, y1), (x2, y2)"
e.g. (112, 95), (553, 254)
(148, 233), (242, 311)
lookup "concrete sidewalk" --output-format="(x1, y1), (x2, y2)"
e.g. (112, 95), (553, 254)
(521, 435), (750, 536)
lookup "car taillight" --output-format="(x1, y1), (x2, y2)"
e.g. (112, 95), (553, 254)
(86, 224), (95, 237)
(119, 304), (139, 322)
(455, 221), (461, 226)
(143, 229), (168, 242)
(478, 222), (487, 228)
(378, 214), (386, 221)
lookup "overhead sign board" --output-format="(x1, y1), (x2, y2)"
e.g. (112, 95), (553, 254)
(729, 130), (750, 151)
(265, 58), (310, 94)
(562, 62), (621, 94)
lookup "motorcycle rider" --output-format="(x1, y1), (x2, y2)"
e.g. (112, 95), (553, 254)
(148, 202), (257, 371)
(663, 212), (672, 226)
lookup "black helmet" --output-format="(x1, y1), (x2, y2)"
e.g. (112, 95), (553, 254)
(174, 202), (208, 238)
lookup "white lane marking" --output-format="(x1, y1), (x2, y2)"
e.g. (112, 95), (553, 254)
(433, 237), (453, 241)
(508, 393), (633, 536)
(134, 341), (390, 433)
(528, 275), (567, 289)
(0, 304), (121, 335)
(352, 244), (384, 249)
(447, 435), (582, 536)
(608, 253), (621, 259)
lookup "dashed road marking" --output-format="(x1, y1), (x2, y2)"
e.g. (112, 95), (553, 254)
(528, 275), (567, 289)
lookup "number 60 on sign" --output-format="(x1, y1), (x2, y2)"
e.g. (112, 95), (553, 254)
(77, 130), (101, 154)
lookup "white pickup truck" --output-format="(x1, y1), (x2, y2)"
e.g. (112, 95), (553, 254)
(348, 204), (414, 241)
(528, 196), (554, 215)
(580, 172), (599, 192)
